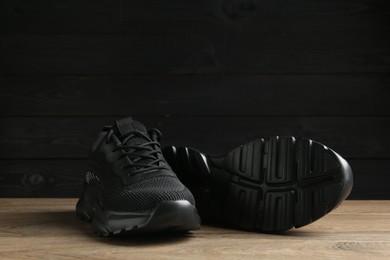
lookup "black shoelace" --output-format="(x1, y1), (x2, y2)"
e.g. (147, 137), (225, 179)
(104, 126), (168, 175)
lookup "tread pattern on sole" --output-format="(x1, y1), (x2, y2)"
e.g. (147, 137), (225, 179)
(164, 136), (352, 232)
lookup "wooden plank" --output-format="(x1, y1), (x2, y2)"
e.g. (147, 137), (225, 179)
(1, 75), (390, 116)
(0, 117), (388, 158)
(0, 159), (388, 198)
(0, 0), (389, 33)
(0, 200), (390, 259)
(1, 34), (389, 75)
(349, 160), (390, 199)
(0, 160), (83, 198)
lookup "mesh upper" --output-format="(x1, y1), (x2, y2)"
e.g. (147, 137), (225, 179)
(105, 175), (195, 213)
(88, 117), (195, 213)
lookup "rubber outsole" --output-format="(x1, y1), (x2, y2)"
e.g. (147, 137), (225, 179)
(76, 197), (201, 236)
(163, 136), (353, 232)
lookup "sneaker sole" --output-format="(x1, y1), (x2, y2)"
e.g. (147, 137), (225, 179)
(163, 136), (353, 232)
(76, 197), (201, 236)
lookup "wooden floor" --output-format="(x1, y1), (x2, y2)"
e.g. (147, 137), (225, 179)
(0, 199), (389, 259)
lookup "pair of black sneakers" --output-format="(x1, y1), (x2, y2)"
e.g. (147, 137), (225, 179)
(76, 117), (353, 236)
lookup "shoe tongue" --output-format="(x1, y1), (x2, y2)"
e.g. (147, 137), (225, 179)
(114, 117), (147, 136)
(113, 117), (157, 168)
(113, 117), (149, 146)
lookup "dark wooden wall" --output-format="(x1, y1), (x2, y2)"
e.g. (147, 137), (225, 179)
(0, 0), (389, 198)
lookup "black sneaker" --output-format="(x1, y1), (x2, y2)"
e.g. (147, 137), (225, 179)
(76, 117), (200, 236)
(163, 136), (353, 232)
